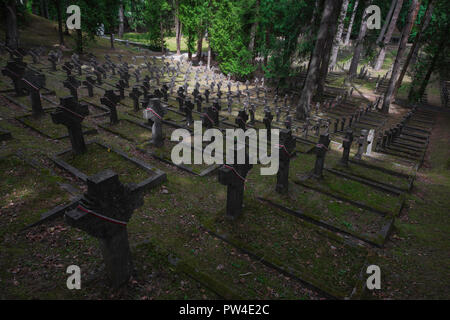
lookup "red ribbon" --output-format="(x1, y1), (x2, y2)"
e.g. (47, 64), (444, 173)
(146, 107), (162, 120)
(277, 144), (292, 157)
(223, 164), (248, 187)
(77, 205), (127, 226)
(203, 112), (214, 125)
(316, 144), (329, 151)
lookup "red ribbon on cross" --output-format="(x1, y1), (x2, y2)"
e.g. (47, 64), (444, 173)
(77, 205), (127, 226)
(277, 144), (293, 157)
(203, 112), (214, 125)
(223, 164), (248, 187)
(58, 105), (85, 119)
(146, 107), (162, 120)
(21, 78), (39, 91)
(316, 144), (329, 151)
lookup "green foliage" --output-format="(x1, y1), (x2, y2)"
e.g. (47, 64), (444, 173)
(144, 0), (172, 50)
(208, 0), (255, 79)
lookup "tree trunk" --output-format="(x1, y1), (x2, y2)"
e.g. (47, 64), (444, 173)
(296, 0), (341, 120)
(317, 0), (342, 97)
(248, 0), (260, 60)
(187, 34), (193, 61)
(373, 0), (404, 71)
(409, 2), (433, 67)
(349, 1), (371, 78)
(381, 0), (420, 114)
(396, 0), (434, 91)
(76, 28), (83, 54)
(207, 31), (211, 69)
(416, 49), (440, 102)
(5, 1), (19, 50)
(160, 20), (165, 54)
(344, 0), (359, 46)
(40, 0), (49, 19)
(264, 24), (272, 67)
(118, 2), (124, 39)
(175, 0), (181, 55)
(196, 30), (203, 62)
(376, 0), (397, 44)
(110, 33), (115, 50)
(329, 0), (349, 69)
(54, 0), (65, 46)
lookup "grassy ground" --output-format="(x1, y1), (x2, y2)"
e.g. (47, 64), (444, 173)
(0, 14), (448, 300)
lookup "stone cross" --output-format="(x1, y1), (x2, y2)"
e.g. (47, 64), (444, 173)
(195, 95), (203, 113)
(276, 129), (296, 194)
(236, 110), (248, 130)
(62, 62), (73, 77)
(249, 104), (256, 125)
(263, 111), (274, 139)
(143, 98), (166, 147)
(183, 99), (194, 126)
(2, 60), (27, 96)
(101, 90), (121, 125)
(129, 86), (142, 112)
(284, 114), (292, 130)
(51, 96), (89, 154)
(218, 143), (253, 220)
(116, 80), (126, 100)
(204, 89), (210, 104)
(119, 70), (130, 88)
(365, 129), (375, 156)
(63, 76), (81, 101)
(202, 106), (216, 129)
(48, 53), (58, 71)
(83, 76), (95, 97)
(312, 133), (330, 179)
(354, 129), (368, 160)
(340, 129), (353, 166)
(21, 72), (46, 117)
(65, 170), (144, 288)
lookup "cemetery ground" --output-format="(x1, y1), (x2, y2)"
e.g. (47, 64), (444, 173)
(0, 15), (449, 300)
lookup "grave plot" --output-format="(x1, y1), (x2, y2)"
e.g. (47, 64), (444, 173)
(287, 152), (405, 217)
(173, 232), (324, 299)
(137, 136), (221, 177)
(200, 199), (369, 299)
(327, 160), (413, 194)
(0, 154), (71, 231)
(100, 117), (153, 143)
(0, 126), (12, 141)
(15, 110), (97, 140)
(258, 174), (393, 248)
(53, 141), (166, 190)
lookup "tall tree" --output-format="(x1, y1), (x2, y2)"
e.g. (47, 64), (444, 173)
(53, 0), (65, 46)
(348, 0), (371, 78)
(174, 0), (181, 55)
(373, 0), (404, 71)
(396, 0), (434, 92)
(381, 0), (421, 113)
(296, 0), (342, 119)
(317, 0), (342, 97)
(376, 0), (397, 44)
(329, 0), (349, 69)
(344, 0), (359, 45)
(3, 0), (19, 49)
(409, 0), (434, 67)
(118, 1), (124, 38)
